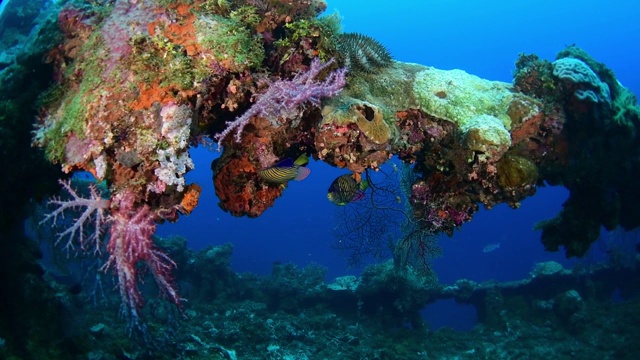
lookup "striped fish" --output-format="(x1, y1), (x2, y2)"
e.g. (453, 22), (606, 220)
(327, 174), (369, 205)
(258, 154), (310, 184)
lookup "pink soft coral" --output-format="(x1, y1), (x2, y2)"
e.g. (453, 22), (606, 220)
(102, 190), (181, 320)
(42, 181), (180, 322)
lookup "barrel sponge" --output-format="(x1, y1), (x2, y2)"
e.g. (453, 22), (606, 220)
(460, 114), (512, 158)
(552, 57), (611, 104)
(413, 68), (515, 129)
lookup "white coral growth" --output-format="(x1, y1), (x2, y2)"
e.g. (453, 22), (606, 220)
(152, 103), (195, 193)
(154, 148), (194, 192)
(160, 103), (192, 149)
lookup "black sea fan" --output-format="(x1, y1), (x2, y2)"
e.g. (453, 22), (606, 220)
(336, 32), (393, 73)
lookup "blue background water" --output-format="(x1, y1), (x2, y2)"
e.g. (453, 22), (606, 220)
(156, 0), (640, 328)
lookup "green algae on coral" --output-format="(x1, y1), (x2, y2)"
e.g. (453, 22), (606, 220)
(196, 14), (265, 72)
(33, 32), (106, 163)
(275, 14), (342, 62)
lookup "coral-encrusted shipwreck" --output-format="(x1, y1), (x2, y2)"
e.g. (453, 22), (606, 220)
(33, 0), (640, 316)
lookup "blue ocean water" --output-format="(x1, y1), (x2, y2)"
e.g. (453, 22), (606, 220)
(151, 0), (640, 329)
(159, 0), (640, 277)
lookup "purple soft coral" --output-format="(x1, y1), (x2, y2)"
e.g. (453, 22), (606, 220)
(215, 58), (347, 148)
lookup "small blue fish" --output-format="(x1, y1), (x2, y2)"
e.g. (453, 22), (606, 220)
(482, 243), (501, 253)
(258, 154), (310, 184)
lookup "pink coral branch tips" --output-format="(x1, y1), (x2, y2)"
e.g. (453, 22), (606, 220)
(42, 181), (181, 321)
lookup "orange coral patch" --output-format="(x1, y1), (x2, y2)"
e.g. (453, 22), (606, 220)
(334, 159), (347, 168)
(235, 156), (256, 173)
(175, 3), (191, 16)
(396, 110), (409, 120)
(164, 11), (201, 56)
(131, 81), (177, 110)
(179, 183), (202, 215)
(213, 153), (284, 217)
(147, 19), (160, 36)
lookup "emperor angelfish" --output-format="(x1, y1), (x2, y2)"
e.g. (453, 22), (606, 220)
(327, 174), (369, 205)
(258, 154), (311, 184)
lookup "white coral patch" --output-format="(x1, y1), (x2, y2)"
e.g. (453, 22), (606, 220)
(154, 148), (194, 192)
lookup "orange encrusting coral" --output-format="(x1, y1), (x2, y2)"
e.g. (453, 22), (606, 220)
(130, 81), (177, 111)
(213, 154), (284, 218)
(179, 183), (202, 215)
(163, 5), (202, 57)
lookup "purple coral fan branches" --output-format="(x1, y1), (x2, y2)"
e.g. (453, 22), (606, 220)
(40, 180), (110, 255)
(215, 58), (347, 148)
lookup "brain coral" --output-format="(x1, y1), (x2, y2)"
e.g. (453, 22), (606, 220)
(552, 57), (611, 104)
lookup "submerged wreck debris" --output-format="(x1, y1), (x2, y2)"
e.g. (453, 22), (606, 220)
(0, 0), (638, 336)
(44, 241), (640, 358)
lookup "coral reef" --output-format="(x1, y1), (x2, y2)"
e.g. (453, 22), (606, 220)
(320, 44), (640, 246)
(520, 46), (640, 257)
(214, 57), (346, 147)
(316, 97), (392, 173)
(356, 260), (436, 330)
(2, 0), (640, 350)
(29, 0), (341, 317)
(315, 61), (552, 234)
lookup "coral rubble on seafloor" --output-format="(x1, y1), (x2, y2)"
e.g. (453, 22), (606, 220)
(2, 0), (640, 354)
